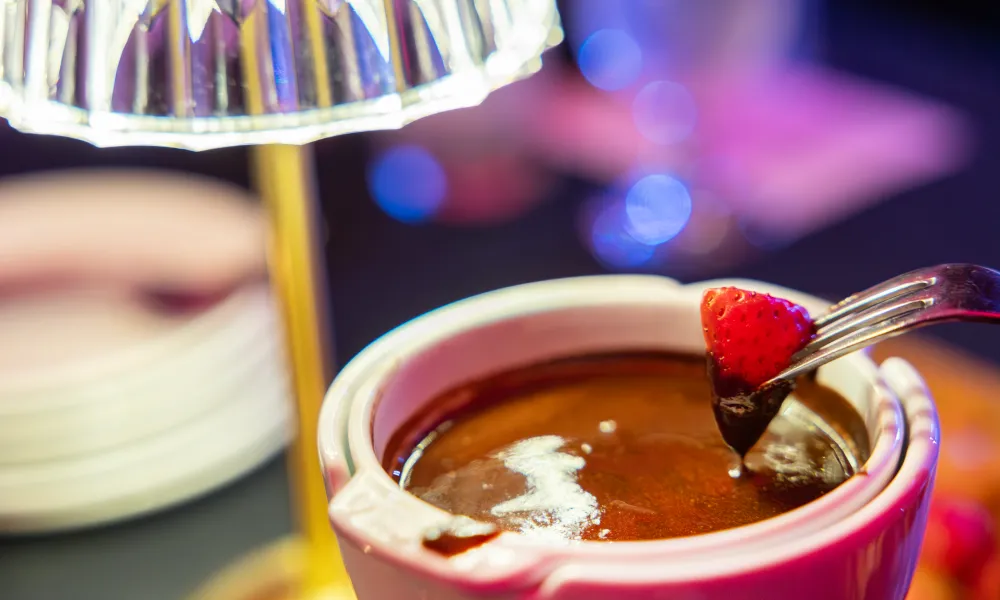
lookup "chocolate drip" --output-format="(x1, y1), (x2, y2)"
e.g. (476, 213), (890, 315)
(422, 518), (501, 557)
(707, 357), (795, 458)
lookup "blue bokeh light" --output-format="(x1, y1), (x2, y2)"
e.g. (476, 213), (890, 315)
(624, 174), (693, 245)
(367, 145), (447, 224)
(590, 200), (657, 269)
(576, 29), (643, 92)
(632, 81), (697, 145)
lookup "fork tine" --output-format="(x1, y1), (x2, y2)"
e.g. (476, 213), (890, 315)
(813, 270), (935, 329)
(771, 313), (920, 383)
(803, 297), (932, 353)
(764, 263), (1000, 388)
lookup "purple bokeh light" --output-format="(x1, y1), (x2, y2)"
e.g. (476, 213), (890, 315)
(367, 145), (447, 224)
(632, 81), (698, 145)
(576, 29), (643, 92)
(623, 174), (693, 245)
(589, 200), (658, 269)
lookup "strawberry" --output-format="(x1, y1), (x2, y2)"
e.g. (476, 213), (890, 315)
(701, 287), (815, 390)
(972, 554), (1000, 600)
(701, 287), (815, 457)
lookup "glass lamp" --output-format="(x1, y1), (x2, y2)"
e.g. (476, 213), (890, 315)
(0, 0), (562, 597)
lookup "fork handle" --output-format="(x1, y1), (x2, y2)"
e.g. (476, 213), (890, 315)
(946, 264), (1000, 321)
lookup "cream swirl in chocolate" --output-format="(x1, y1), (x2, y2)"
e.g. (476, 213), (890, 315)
(385, 353), (862, 542)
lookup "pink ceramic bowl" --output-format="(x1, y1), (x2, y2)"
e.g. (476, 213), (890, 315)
(319, 276), (939, 600)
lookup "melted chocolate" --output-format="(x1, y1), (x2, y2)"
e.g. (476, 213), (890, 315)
(707, 357), (795, 459)
(421, 518), (501, 557)
(384, 352), (860, 543)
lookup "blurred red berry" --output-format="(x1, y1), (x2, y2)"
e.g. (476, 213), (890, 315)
(972, 554), (1000, 600)
(921, 495), (998, 587)
(906, 567), (958, 600)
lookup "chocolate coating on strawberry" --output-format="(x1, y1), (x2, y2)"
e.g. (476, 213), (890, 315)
(701, 287), (815, 457)
(708, 360), (795, 458)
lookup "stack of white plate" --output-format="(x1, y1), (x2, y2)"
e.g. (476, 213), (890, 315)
(0, 283), (292, 534)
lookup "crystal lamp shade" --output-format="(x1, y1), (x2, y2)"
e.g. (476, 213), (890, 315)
(0, 0), (561, 149)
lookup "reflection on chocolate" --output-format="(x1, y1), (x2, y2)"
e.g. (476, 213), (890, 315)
(384, 353), (860, 543)
(422, 517), (501, 557)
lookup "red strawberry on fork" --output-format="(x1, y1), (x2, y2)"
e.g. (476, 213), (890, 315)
(701, 287), (816, 458)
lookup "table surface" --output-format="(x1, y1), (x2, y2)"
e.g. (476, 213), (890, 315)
(1, 5), (999, 600)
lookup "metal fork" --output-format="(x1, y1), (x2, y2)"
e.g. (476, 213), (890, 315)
(764, 263), (1000, 386)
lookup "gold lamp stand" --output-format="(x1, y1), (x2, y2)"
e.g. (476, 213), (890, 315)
(188, 144), (355, 600)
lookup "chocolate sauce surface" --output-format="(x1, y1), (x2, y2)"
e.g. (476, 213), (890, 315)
(384, 353), (860, 542)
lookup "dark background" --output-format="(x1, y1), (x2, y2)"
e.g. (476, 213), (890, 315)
(1, 0), (997, 364)
(858, 0), (999, 32)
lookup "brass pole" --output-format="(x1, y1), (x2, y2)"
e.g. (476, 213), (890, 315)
(210, 6), (353, 598)
(253, 143), (350, 596)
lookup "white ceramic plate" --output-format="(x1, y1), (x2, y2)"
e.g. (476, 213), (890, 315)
(0, 372), (291, 534)
(0, 285), (275, 402)
(0, 334), (285, 464)
(0, 283), (286, 464)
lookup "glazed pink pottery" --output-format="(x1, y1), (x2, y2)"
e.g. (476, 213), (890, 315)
(319, 276), (940, 600)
